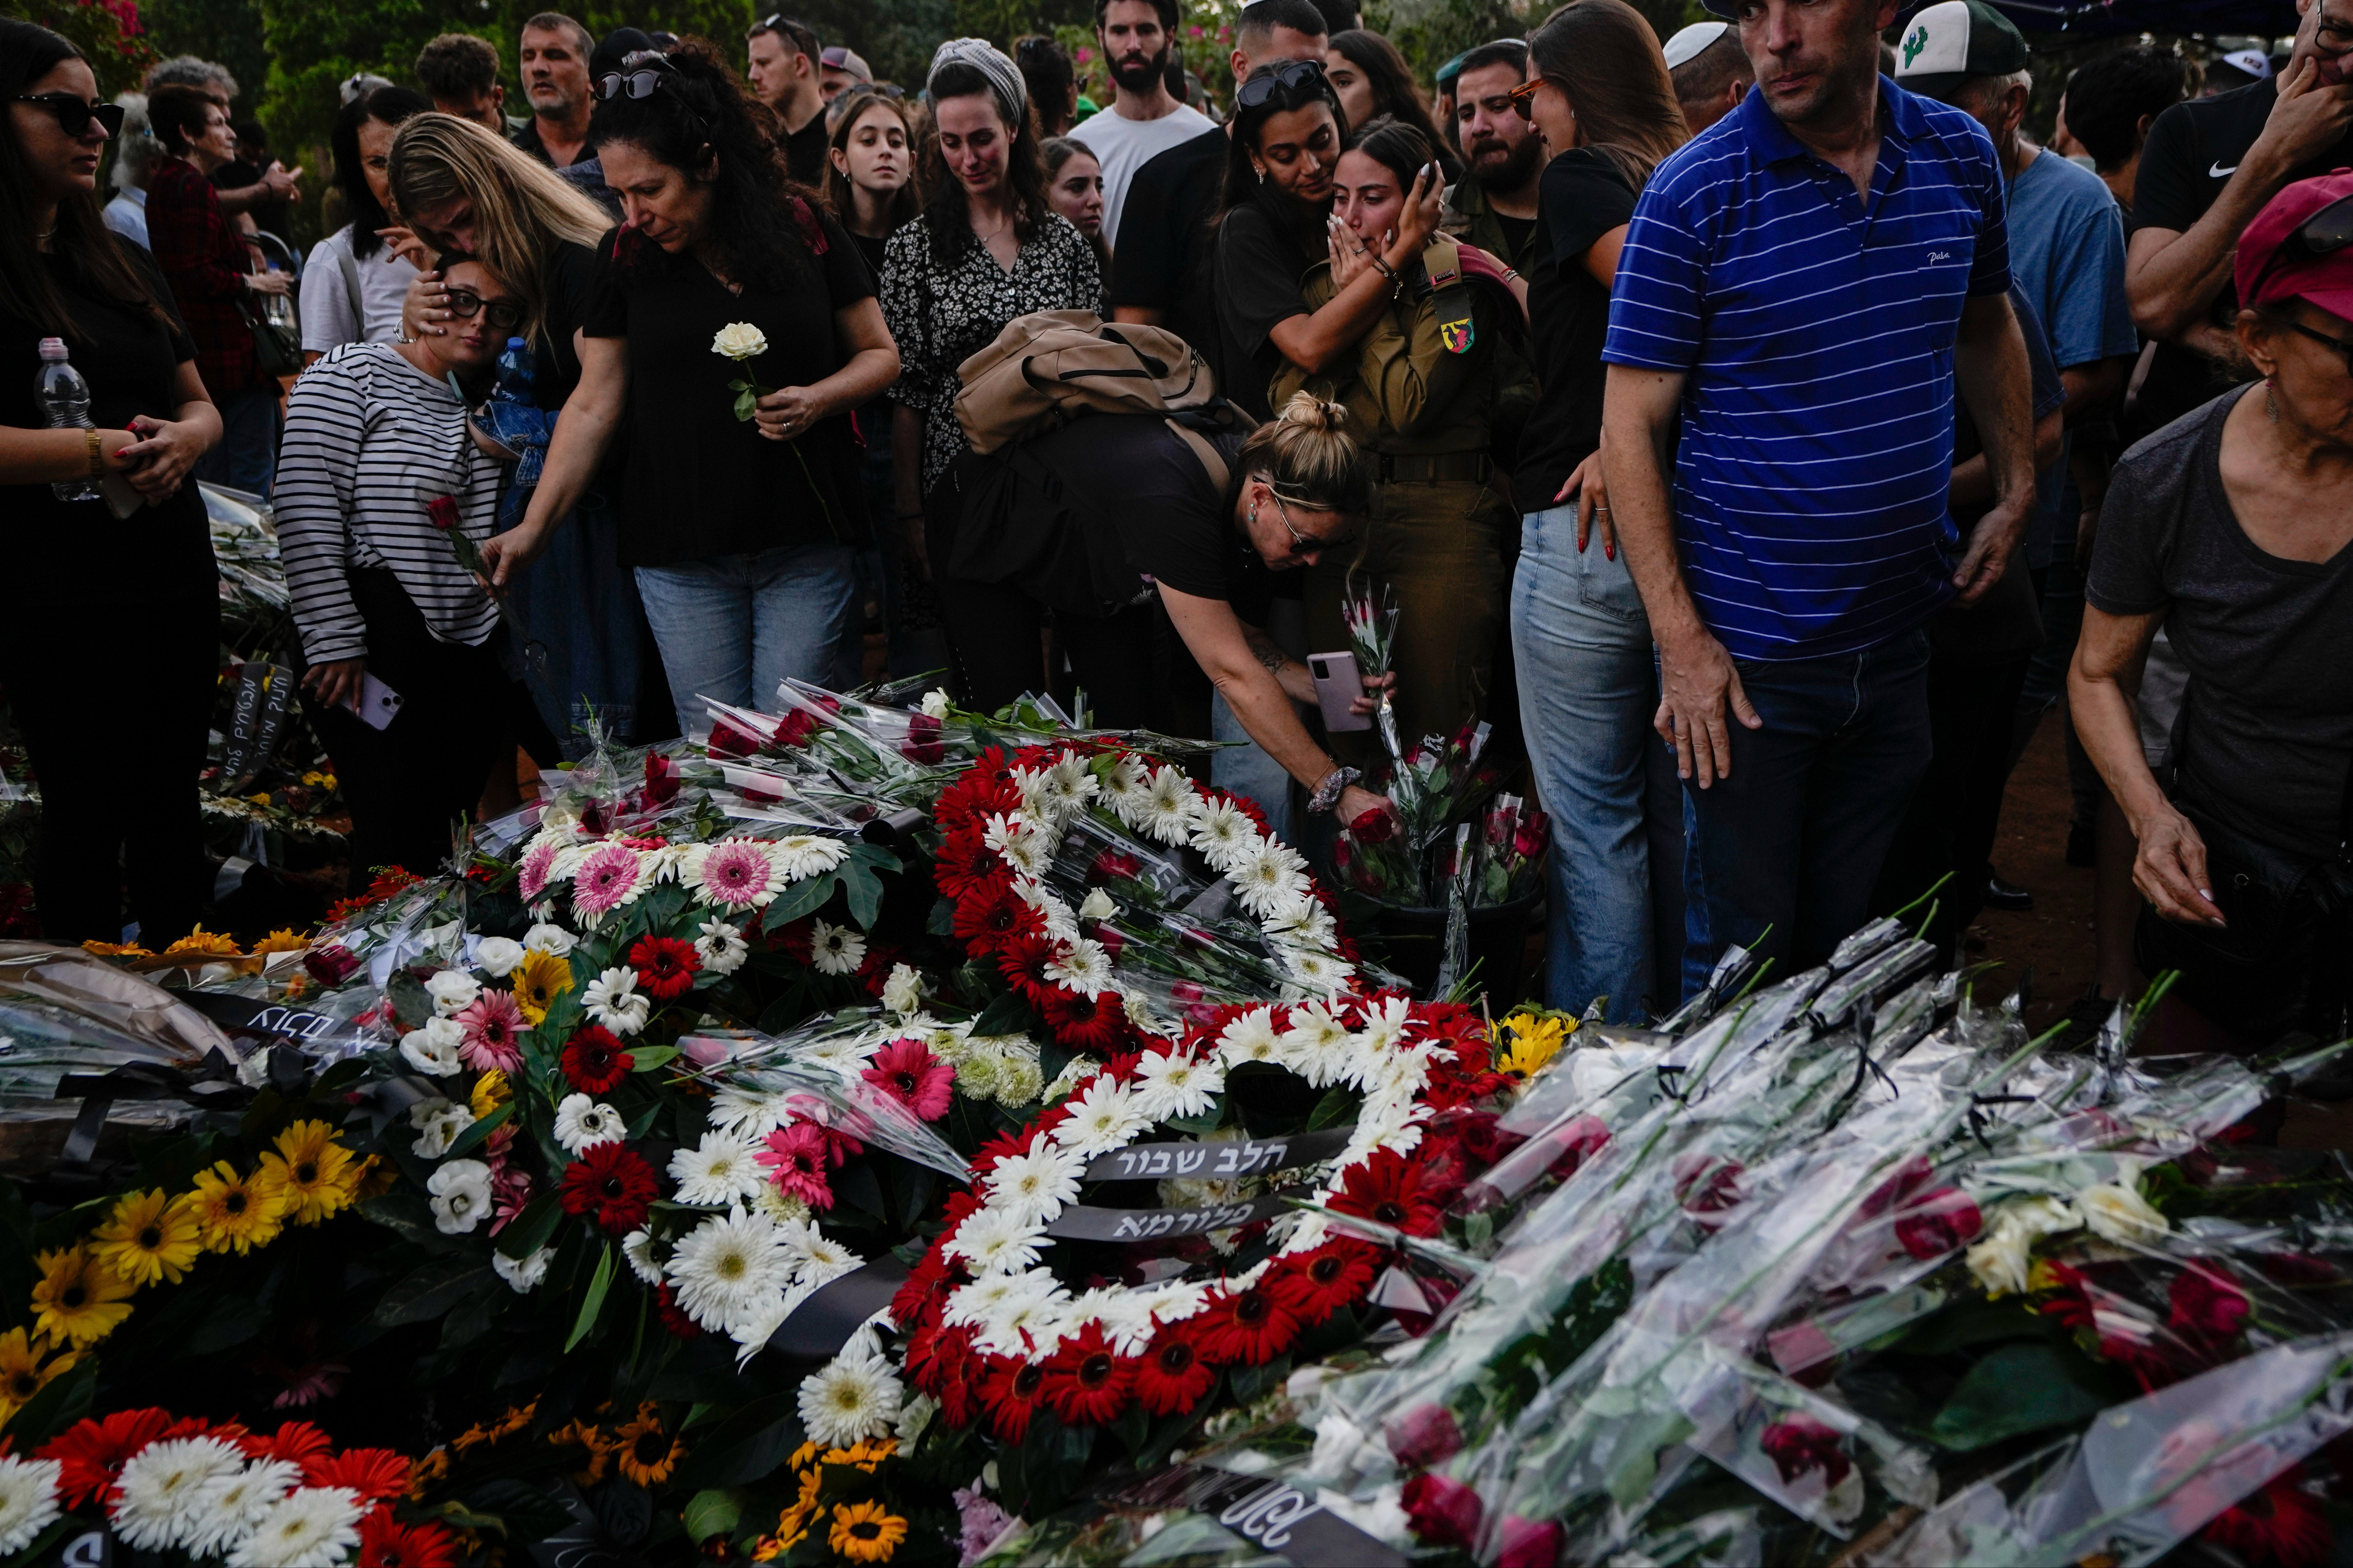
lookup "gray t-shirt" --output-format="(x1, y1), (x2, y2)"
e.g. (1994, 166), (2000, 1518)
(2087, 386), (2353, 858)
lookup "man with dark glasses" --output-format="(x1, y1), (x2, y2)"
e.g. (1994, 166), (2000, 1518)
(2128, 0), (2353, 440)
(746, 12), (829, 184)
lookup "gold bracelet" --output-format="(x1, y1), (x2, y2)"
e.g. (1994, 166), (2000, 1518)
(85, 427), (104, 479)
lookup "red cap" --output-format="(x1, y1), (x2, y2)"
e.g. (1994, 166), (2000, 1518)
(2236, 169), (2353, 321)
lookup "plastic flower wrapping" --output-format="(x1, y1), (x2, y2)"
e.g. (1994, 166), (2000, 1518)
(9, 672), (2353, 1568)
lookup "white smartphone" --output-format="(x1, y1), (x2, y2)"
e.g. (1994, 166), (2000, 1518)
(1308, 651), (1371, 733)
(344, 673), (405, 731)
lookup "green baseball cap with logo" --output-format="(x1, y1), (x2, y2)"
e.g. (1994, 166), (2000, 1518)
(1895, 0), (2031, 100)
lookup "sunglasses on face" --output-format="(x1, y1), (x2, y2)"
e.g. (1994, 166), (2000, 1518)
(443, 288), (524, 332)
(15, 94), (126, 139)
(1235, 58), (1329, 112)
(1506, 78), (1544, 121)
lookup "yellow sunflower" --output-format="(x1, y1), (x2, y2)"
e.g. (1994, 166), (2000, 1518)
(259, 1120), (358, 1226)
(79, 940), (150, 959)
(614, 1406), (686, 1487)
(547, 1419), (615, 1486)
(187, 1160), (290, 1255)
(349, 1154), (397, 1202)
(510, 950), (574, 1025)
(250, 928), (308, 956)
(0, 1327), (74, 1424)
(821, 1437), (898, 1473)
(90, 1189), (203, 1288)
(829, 1500), (908, 1563)
(407, 1446), (450, 1499)
(468, 1070), (512, 1121)
(1495, 1012), (1573, 1079)
(161, 924), (240, 958)
(30, 1247), (134, 1347)
(767, 1464), (825, 1555)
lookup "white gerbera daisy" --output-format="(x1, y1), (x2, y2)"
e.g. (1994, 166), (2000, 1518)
(224, 1485), (363, 1568)
(399, 1016), (464, 1077)
(552, 1093), (627, 1155)
(881, 961), (924, 1016)
(522, 921), (577, 957)
(1138, 765), (1196, 844)
(1039, 755), (1099, 815)
(694, 917), (750, 976)
(472, 936), (525, 978)
(752, 1184), (813, 1226)
(1279, 1002), (1357, 1088)
(773, 834), (851, 881)
(1054, 1076), (1152, 1159)
(1228, 840), (1312, 919)
(808, 918), (867, 977)
(667, 1206), (793, 1336)
(113, 1435), (247, 1549)
(1186, 795), (1256, 872)
(1268, 901), (1338, 950)
(942, 1268), (1060, 1331)
(582, 967), (651, 1035)
(1088, 1288), (1165, 1358)
(1217, 1006), (1282, 1064)
(945, 1205), (1051, 1277)
(670, 1129), (765, 1207)
(708, 1084), (793, 1138)
(622, 1228), (664, 1285)
(1285, 951), (1352, 995)
(1132, 1048), (1224, 1122)
(423, 969), (481, 1017)
(985, 1143), (1087, 1226)
(183, 1458), (301, 1556)
(494, 1246), (552, 1293)
(984, 813), (1051, 879)
(978, 1279), (1077, 1357)
(408, 1097), (474, 1159)
(1044, 937), (1114, 998)
(798, 1353), (904, 1448)
(427, 1159), (494, 1235)
(1100, 753), (1150, 816)
(1354, 995), (1411, 1054)
(0, 1456), (61, 1555)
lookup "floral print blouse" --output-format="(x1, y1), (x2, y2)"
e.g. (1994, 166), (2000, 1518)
(879, 210), (1104, 493)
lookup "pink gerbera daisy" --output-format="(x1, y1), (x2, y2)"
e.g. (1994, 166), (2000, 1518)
(692, 839), (781, 909)
(570, 842), (644, 917)
(862, 1038), (956, 1121)
(757, 1121), (838, 1209)
(455, 989), (529, 1071)
(517, 838), (560, 902)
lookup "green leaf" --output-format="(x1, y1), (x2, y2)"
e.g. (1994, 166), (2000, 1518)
(566, 1241), (618, 1352)
(1111, 1400), (1151, 1459)
(971, 989), (1036, 1039)
(366, 1257), (496, 1329)
(445, 1100), (512, 1160)
(497, 1191), (566, 1260)
(684, 1490), (742, 1543)
(3, 1354), (95, 1446)
(766, 872), (839, 928)
(928, 896), (957, 937)
(672, 1395), (804, 1490)
(732, 388), (759, 421)
(359, 1190), (450, 1249)
(1305, 1087), (1360, 1131)
(629, 1046), (682, 1073)
(1929, 1340), (2116, 1451)
(840, 859), (884, 930)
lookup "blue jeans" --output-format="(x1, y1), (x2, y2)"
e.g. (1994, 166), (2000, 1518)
(635, 544), (856, 731)
(508, 496), (646, 756)
(193, 383), (279, 497)
(1512, 504), (1684, 1021)
(1680, 630), (1934, 997)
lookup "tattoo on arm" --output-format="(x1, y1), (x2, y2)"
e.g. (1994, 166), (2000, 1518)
(1243, 627), (1291, 677)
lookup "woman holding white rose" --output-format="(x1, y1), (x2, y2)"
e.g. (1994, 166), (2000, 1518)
(478, 44), (898, 724)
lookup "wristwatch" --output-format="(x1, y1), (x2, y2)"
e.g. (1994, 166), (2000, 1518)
(85, 427), (105, 479)
(1307, 765), (1360, 816)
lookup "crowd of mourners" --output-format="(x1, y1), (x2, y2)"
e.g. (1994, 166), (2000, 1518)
(2, 0), (2348, 1053)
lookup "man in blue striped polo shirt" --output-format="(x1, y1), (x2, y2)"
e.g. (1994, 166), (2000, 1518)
(1600, 0), (2036, 992)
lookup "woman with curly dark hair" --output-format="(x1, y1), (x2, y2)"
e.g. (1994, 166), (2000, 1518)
(1323, 30), (1458, 181)
(482, 42), (900, 727)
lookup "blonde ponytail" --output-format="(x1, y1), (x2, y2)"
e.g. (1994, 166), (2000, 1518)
(1236, 392), (1372, 516)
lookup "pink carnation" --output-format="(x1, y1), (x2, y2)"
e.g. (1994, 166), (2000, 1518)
(861, 1038), (956, 1121)
(455, 989), (528, 1072)
(758, 1121), (838, 1210)
(517, 839), (560, 901)
(570, 842), (643, 916)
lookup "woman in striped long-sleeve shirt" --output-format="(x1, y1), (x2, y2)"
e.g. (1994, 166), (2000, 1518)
(276, 254), (520, 892)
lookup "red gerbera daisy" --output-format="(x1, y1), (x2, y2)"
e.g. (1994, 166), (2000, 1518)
(357, 1507), (459, 1568)
(2202, 1469), (2334, 1568)
(1041, 1325), (1135, 1428)
(242, 1419), (332, 1469)
(305, 1446), (412, 1500)
(994, 934), (1061, 1003)
(892, 1247), (959, 1333)
(935, 827), (1015, 903)
(1038, 986), (1134, 1052)
(1134, 1321), (1216, 1416)
(1327, 1148), (1445, 1237)
(38, 1407), (174, 1507)
(1270, 1241), (1379, 1325)
(655, 1281), (702, 1339)
(1194, 1286), (1300, 1367)
(861, 1038), (956, 1121)
(757, 1122), (837, 1210)
(560, 1025), (634, 1095)
(953, 885), (1044, 955)
(558, 1142), (660, 1235)
(627, 935), (701, 1000)
(980, 1358), (1049, 1442)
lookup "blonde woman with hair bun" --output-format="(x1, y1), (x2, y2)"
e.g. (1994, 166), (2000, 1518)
(924, 391), (1394, 828)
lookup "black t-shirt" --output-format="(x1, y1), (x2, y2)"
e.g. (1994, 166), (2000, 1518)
(584, 212), (877, 566)
(2129, 78), (2353, 437)
(1213, 197), (1324, 423)
(1493, 212), (1537, 266)
(537, 239), (605, 412)
(2088, 386), (2353, 860)
(2, 245), (213, 609)
(782, 113), (830, 189)
(1110, 127), (1230, 383)
(1515, 150), (1639, 507)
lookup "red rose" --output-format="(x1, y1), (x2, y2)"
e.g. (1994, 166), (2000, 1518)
(1348, 805), (1396, 845)
(1759, 1414), (1850, 1488)
(1402, 1473), (1482, 1548)
(423, 494), (460, 530)
(1384, 1403), (1463, 1469)
(1893, 1186), (1982, 1259)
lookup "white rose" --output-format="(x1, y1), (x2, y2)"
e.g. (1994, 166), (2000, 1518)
(424, 969), (481, 1017)
(473, 936), (526, 977)
(428, 1159), (494, 1234)
(1078, 888), (1116, 922)
(1964, 1195), (2079, 1297)
(712, 321), (769, 360)
(522, 922), (578, 957)
(494, 1247), (552, 1293)
(920, 688), (950, 719)
(400, 1017), (465, 1077)
(2078, 1179), (2170, 1249)
(881, 962), (923, 1017)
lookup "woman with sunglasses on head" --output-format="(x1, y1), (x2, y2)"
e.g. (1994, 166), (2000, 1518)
(300, 85), (431, 364)
(1505, 0), (1688, 1021)
(878, 39), (1100, 677)
(278, 255), (530, 893)
(1272, 115), (1523, 779)
(388, 113), (642, 760)
(480, 44), (898, 732)
(0, 20), (223, 944)
(2069, 174), (2353, 1051)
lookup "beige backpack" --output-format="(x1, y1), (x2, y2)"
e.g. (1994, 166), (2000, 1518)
(952, 310), (1220, 459)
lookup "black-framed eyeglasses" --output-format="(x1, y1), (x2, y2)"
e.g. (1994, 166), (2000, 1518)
(2288, 320), (2353, 376)
(443, 288), (525, 332)
(1506, 77), (1544, 122)
(1234, 58), (1329, 113)
(15, 94), (126, 139)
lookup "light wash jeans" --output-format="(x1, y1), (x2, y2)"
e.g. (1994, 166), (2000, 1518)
(1512, 503), (1684, 1021)
(1211, 597), (1308, 845)
(635, 544), (856, 734)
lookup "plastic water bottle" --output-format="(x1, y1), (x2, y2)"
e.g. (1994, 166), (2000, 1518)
(494, 337), (534, 404)
(36, 338), (99, 502)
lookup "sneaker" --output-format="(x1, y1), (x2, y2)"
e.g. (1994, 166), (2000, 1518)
(1984, 871), (2035, 912)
